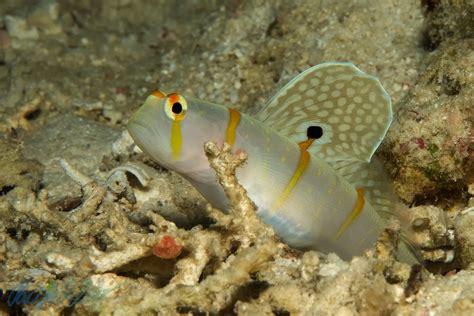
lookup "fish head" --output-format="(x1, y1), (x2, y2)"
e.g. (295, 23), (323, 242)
(127, 90), (227, 174)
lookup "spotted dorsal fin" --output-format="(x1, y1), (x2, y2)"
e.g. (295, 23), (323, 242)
(257, 62), (392, 163)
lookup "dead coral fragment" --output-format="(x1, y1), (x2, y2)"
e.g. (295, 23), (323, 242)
(90, 142), (279, 314)
(204, 141), (275, 246)
(0, 136), (44, 195)
(403, 205), (455, 263)
(2, 95), (45, 132)
(373, 222), (412, 283)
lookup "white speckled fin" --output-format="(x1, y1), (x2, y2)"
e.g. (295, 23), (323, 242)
(257, 62), (392, 163)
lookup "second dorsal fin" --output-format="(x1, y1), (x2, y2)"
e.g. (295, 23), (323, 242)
(257, 62), (392, 163)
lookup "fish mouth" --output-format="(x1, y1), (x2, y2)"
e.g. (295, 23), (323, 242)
(126, 104), (159, 152)
(127, 101), (156, 132)
(127, 111), (147, 133)
(127, 111), (147, 141)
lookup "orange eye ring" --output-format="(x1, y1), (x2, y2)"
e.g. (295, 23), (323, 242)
(164, 93), (187, 121)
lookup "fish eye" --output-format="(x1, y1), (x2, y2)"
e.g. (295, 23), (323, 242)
(164, 93), (187, 121)
(171, 102), (182, 114)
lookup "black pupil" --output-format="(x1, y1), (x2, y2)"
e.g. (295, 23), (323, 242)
(172, 102), (182, 114)
(307, 125), (323, 139)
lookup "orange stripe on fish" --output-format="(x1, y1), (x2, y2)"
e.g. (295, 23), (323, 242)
(335, 188), (365, 239)
(299, 138), (315, 151)
(151, 90), (166, 98)
(272, 141), (312, 210)
(226, 108), (241, 146)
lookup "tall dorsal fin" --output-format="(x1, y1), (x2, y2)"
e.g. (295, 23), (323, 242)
(257, 62), (392, 163)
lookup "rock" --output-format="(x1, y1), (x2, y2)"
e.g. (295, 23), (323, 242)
(27, 0), (62, 35)
(381, 39), (474, 203)
(402, 205), (456, 263)
(5, 0), (62, 43)
(455, 209), (474, 269)
(396, 270), (474, 314)
(421, 0), (474, 49)
(22, 114), (119, 211)
(0, 136), (43, 196)
(4, 15), (39, 40)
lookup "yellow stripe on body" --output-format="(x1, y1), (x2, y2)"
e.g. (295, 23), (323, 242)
(335, 188), (365, 239)
(272, 139), (314, 211)
(226, 108), (241, 145)
(171, 120), (182, 160)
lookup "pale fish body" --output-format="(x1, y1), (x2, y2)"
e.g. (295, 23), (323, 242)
(128, 62), (417, 262)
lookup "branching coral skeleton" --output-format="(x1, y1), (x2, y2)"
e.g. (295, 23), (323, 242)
(2, 141), (280, 313)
